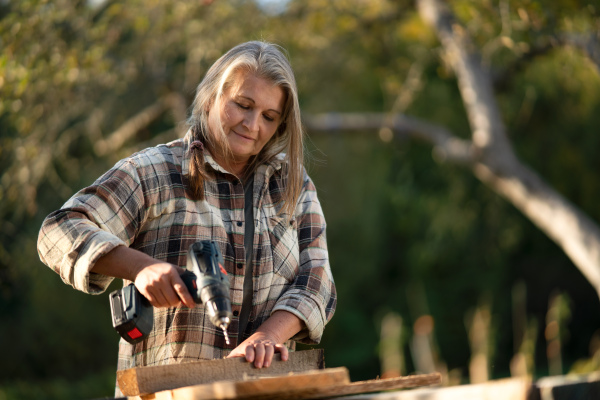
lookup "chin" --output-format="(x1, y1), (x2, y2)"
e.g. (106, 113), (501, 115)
(230, 145), (256, 159)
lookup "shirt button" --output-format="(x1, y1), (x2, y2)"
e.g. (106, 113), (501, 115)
(237, 221), (243, 227)
(237, 263), (243, 269)
(233, 310), (239, 317)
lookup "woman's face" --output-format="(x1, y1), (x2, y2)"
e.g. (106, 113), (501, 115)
(208, 71), (286, 168)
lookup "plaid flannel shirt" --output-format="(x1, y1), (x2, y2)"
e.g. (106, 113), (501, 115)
(37, 130), (336, 371)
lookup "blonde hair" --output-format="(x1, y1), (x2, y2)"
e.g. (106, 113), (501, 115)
(187, 41), (304, 216)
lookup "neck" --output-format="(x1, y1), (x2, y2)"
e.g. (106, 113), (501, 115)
(214, 154), (249, 178)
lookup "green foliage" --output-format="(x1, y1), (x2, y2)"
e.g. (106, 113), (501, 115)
(0, 368), (116, 400)
(2, 0), (600, 397)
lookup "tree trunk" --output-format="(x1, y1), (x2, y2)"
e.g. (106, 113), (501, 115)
(304, 0), (600, 301)
(417, 0), (600, 300)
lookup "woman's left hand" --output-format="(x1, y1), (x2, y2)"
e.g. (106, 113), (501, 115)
(227, 332), (289, 368)
(226, 310), (303, 368)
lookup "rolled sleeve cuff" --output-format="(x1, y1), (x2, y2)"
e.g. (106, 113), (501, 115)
(67, 230), (125, 294)
(272, 291), (326, 344)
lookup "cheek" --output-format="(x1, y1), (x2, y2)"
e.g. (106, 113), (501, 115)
(260, 128), (278, 146)
(221, 103), (241, 127)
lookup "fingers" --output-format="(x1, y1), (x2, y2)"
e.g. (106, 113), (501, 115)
(161, 281), (182, 306)
(140, 289), (160, 307)
(148, 278), (180, 308)
(142, 286), (177, 308)
(245, 343), (256, 364)
(263, 344), (275, 367)
(251, 342), (268, 368)
(239, 341), (285, 368)
(172, 274), (195, 308)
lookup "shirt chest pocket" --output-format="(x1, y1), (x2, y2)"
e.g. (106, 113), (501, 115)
(266, 215), (299, 282)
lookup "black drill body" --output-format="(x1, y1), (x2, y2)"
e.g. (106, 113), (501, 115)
(109, 240), (232, 344)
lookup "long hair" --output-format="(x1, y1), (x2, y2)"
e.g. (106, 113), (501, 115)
(187, 41), (304, 216)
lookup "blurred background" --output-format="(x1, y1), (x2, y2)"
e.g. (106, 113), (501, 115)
(2, 0), (600, 398)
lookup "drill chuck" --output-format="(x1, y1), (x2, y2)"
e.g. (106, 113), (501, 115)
(200, 283), (233, 327)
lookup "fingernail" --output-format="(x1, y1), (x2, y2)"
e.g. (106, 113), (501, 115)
(256, 363), (262, 368)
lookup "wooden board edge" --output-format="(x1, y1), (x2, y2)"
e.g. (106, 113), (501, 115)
(346, 372), (442, 389)
(299, 372), (443, 399)
(117, 368), (139, 397)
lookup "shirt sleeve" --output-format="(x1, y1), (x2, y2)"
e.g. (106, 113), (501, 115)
(37, 158), (145, 294)
(272, 174), (337, 344)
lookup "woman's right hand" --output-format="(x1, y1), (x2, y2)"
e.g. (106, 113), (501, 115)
(134, 262), (196, 308)
(92, 245), (196, 308)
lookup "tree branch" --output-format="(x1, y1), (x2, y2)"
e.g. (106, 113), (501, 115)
(304, 112), (473, 164)
(492, 32), (600, 92)
(94, 92), (186, 156)
(559, 32), (600, 72)
(416, 0), (600, 298)
(492, 42), (555, 92)
(418, 0), (516, 170)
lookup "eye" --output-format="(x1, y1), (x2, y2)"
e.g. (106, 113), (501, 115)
(235, 102), (249, 110)
(263, 114), (275, 122)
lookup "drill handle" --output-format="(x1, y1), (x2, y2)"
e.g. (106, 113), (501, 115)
(180, 270), (201, 304)
(187, 241), (227, 280)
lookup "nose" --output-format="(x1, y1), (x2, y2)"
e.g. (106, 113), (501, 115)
(242, 111), (260, 134)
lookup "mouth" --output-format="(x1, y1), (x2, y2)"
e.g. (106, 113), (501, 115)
(232, 130), (255, 141)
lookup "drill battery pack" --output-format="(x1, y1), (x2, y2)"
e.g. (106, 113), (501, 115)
(109, 283), (153, 344)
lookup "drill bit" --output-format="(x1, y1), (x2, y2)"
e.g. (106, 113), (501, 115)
(222, 327), (230, 345)
(216, 316), (231, 345)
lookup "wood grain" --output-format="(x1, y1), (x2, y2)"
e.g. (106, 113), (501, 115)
(145, 367), (350, 400)
(118, 349), (324, 396)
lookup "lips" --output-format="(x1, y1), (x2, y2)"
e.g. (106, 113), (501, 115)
(232, 130), (255, 141)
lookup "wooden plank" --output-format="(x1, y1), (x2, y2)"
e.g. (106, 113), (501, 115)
(345, 377), (531, 400)
(146, 367), (350, 400)
(336, 373), (600, 400)
(298, 373), (442, 399)
(141, 371), (441, 400)
(119, 349), (324, 397)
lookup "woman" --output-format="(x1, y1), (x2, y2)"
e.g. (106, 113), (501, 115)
(37, 41), (336, 382)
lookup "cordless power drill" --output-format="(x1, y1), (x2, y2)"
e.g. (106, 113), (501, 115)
(109, 241), (233, 345)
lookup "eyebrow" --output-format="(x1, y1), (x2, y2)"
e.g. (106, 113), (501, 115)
(238, 95), (282, 115)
